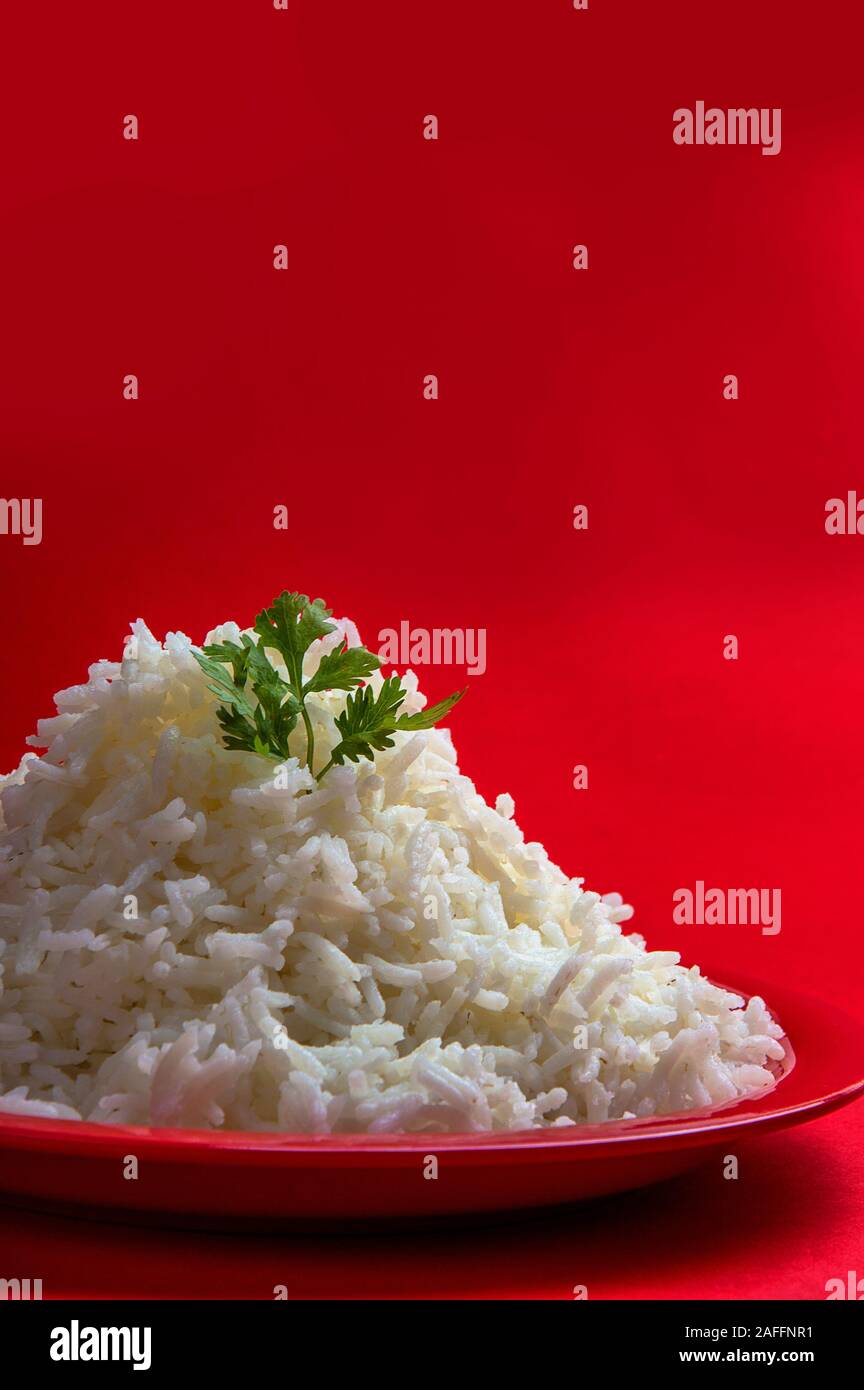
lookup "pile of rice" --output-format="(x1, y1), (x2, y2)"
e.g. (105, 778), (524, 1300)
(0, 613), (785, 1133)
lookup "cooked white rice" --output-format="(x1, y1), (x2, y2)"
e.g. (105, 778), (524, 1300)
(0, 614), (785, 1132)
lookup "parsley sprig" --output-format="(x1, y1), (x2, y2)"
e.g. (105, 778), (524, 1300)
(193, 591), (465, 781)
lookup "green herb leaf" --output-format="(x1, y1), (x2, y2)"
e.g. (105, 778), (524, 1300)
(215, 704), (263, 754)
(193, 651), (256, 718)
(303, 642), (381, 696)
(324, 676), (463, 771)
(201, 637), (253, 687)
(328, 677), (407, 766)
(196, 639), (298, 760)
(395, 688), (467, 730)
(253, 593), (335, 690)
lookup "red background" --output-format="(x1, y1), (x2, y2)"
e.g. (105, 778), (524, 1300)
(1, 0), (862, 1299)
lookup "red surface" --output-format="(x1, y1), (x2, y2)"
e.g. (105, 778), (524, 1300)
(1, 0), (863, 1297)
(4, 1103), (863, 1301)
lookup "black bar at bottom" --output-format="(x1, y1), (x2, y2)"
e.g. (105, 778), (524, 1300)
(2, 1297), (859, 1373)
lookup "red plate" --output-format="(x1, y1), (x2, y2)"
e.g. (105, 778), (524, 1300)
(0, 973), (861, 1232)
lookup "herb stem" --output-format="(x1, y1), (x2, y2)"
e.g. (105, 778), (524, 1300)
(315, 756), (335, 783)
(300, 703), (316, 776)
